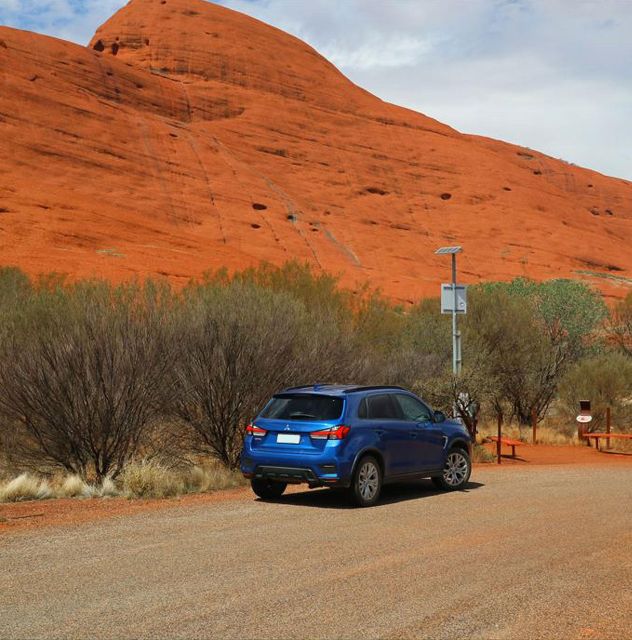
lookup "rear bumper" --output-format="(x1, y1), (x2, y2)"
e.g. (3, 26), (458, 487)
(241, 446), (352, 487)
(243, 464), (350, 487)
(253, 466), (318, 483)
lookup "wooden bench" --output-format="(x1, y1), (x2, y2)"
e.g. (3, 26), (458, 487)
(487, 436), (525, 458)
(583, 433), (632, 451)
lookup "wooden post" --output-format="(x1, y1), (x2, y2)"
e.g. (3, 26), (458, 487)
(606, 407), (611, 450)
(497, 412), (502, 465)
(531, 409), (537, 445)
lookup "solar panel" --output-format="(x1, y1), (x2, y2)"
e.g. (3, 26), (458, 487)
(435, 246), (462, 255)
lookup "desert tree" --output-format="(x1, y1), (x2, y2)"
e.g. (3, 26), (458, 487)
(607, 291), (632, 356)
(463, 280), (606, 425)
(558, 352), (632, 431)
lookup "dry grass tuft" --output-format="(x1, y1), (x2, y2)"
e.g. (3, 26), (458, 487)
(57, 474), (89, 498)
(120, 459), (246, 498)
(186, 464), (246, 493)
(472, 444), (496, 463)
(477, 421), (578, 446)
(100, 477), (118, 497)
(0, 460), (245, 503)
(120, 460), (185, 499)
(0, 473), (52, 502)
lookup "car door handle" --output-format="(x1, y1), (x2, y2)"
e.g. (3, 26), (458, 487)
(409, 431), (417, 438)
(375, 429), (385, 437)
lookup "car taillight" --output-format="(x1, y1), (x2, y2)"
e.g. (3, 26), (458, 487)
(245, 424), (267, 438)
(310, 426), (351, 440)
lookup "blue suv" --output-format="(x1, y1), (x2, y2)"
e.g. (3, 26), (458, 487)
(240, 384), (472, 507)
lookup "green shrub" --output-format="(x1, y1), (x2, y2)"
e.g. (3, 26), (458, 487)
(559, 352), (632, 431)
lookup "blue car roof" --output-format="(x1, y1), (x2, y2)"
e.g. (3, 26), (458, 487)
(280, 384), (407, 396)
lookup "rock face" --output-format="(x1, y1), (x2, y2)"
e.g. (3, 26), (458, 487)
(1, 0), (631, 301)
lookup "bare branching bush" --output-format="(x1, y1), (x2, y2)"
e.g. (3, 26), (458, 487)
(0, 282), (175, 481)
(172, 282), (361, 468)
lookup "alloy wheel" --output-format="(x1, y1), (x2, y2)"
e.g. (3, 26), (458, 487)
(443, 451), (469, 487)
(358, 461), (379, 500)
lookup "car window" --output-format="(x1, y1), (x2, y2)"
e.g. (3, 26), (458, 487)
(365, 394), (401, 420)
(261, 394), (343, 420)
(394, 394), (433, 422)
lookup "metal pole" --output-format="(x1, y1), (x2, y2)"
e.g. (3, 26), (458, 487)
(531, 409), (537, 444)
(451, 254), (460, 419)
(497, 412), (502, 465)
(451, 253), (459, 376)
(606, 406), (611, 449)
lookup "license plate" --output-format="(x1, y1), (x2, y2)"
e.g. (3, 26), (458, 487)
(277, 433), (300, 444)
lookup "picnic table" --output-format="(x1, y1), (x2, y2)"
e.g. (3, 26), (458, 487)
(487, 436), (525, 458)
(583, 433), (632, 450)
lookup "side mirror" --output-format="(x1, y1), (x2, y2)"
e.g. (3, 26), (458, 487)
(433, 411), (446, 423)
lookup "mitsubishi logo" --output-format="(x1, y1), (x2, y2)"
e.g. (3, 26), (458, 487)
(284, 425), (290, 431)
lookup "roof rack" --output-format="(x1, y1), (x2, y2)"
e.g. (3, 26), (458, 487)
(342, 385), (406, 394)
(280, 384), (406, 394)
(282, 383), (341, 392)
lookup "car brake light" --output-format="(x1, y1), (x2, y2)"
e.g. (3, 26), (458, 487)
(246, 424), (267, 437)
(310, 426), (350, 440)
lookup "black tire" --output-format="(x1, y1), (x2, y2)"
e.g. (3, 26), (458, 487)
(432, 448), (471, 491)
(350, 455), (382, 507)
(251, 479), (287, 500)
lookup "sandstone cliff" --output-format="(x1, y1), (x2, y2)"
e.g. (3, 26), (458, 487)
(0, 0), (630, 300)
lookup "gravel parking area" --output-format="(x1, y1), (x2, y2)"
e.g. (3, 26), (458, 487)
(1, 463), (631, 639)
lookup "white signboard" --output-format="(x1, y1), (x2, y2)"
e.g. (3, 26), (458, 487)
(441, 284), (467, 314)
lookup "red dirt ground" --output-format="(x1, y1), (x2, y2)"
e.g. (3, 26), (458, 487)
(1, 445), (630, 535)
(1, 0), (631, 302)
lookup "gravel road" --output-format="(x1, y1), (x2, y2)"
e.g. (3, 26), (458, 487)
(2, 464), (631, 639)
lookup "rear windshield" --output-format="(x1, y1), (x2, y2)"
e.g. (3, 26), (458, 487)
(261, 394), (343, 421)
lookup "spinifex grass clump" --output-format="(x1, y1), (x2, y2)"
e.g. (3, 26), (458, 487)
(0, 464), (246, 503)
(0, 473), (51, 502)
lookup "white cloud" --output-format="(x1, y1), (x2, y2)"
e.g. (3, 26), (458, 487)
(322, 35), (433, 70)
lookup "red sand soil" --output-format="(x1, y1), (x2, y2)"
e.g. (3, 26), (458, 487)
(1, 445), (630, 535)
(479, 442), (632, 466)
(1, 0), (631, 302)
(0, 486), (250, 535)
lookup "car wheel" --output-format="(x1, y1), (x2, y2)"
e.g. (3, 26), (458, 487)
(432, 448), (471, 491)
(251, 479), (287, 500)
(351, 456), (382, 507)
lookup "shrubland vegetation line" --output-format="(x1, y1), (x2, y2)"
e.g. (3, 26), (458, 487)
(0, 262), (630, 501)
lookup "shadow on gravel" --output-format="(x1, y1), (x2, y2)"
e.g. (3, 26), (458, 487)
(259, 480), (485, 509)
(599, 450), (632, 456)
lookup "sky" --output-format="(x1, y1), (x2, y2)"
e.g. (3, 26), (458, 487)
(1, 0), (631, 180)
